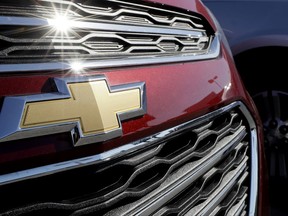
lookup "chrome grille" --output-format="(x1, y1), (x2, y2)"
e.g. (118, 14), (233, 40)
(0, 0), (220, 73)
(0, 102), (257, 216)
(155, 142), (249, 216)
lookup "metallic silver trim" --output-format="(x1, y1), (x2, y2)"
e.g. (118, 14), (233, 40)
(0, 35), (220, 73)
(0, 101), (255, 194)
(239, 105), (258, 216)
(0, 75), (146, 146)
(186, 161), (248, 215)
(228, 194), (248, 216)
(0, 33), (209, 55)
(0, 16), (203, 36)
(249, 128), (258, 216)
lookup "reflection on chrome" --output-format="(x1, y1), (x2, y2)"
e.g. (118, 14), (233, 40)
(0, 36), (220, 73)
(70, 61), (85, 73)
(48, 15), (73, 33)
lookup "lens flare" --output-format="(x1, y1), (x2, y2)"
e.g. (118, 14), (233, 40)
(48, 15), (72, 33)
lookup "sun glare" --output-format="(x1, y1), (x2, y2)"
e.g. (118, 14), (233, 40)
(70, 61), (85, 74)
(48, 15), (72, 33)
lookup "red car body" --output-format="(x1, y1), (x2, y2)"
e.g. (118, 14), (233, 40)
(0, 0), (268, 215)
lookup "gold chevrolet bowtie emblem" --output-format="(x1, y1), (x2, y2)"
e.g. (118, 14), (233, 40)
(0, 76), (146, 146)
(22, 80), (141, 134)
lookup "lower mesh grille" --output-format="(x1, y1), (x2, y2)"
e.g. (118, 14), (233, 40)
(155, 143), (249, 216)
(0, 102), (257, 216)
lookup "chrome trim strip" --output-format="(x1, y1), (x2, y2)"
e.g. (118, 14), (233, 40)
(0, 33), (208, 46)
(0, 16), (203, 36)
(239, 105), (258, 216)
(0, 35), (220, 73)
(249, 128), (258, 216)
(230, 195), (247, 216)
(0, 101), (249, 186)
(0, 16), (48, 26)
(188, 161), (248, 215)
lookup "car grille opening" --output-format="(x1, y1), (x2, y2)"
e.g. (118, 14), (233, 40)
(0, 0), (220, 73)
(0, 102), (258, 216)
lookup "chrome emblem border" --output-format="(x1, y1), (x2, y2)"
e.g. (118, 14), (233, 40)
(0, 75), (146, 146)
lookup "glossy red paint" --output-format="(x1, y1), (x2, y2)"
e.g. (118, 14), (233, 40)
(0, 0), (268, 215)
(0, 0), (261, 173)
(0, 47), (267, 215)
(0, 63), (268, 216)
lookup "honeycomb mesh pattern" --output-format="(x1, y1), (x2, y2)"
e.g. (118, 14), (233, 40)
(0, 105), (253, 216)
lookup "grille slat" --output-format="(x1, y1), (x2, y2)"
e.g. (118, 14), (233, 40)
(227, 195), (247, 216)
(0, 102), (257, 216)
(185, 160), (248, 216)
(153, 143), (249, 216)
(215, 173), (249, 216)
(0, 25), (209, 57)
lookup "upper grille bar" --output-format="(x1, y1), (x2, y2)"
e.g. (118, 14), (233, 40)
(0, 16), (203, 36)
(0, 0), (219, 73)
(0, 0), (205, 29)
